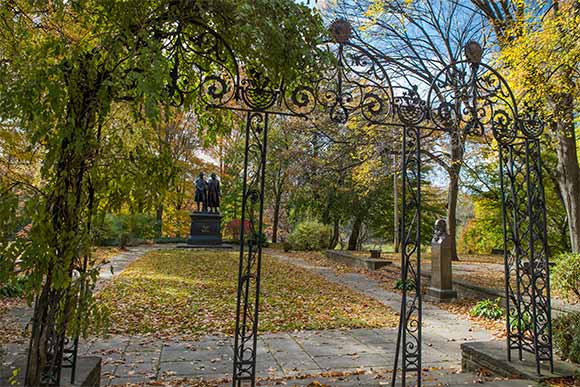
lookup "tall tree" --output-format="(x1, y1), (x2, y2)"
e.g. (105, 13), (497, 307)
(333, 0), (487, 259)
(472, 0), (580, 253)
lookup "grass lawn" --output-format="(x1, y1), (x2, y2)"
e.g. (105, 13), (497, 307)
(97, 249), (398, 339)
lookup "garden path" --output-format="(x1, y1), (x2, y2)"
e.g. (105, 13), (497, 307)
(91, 248), (497, 385)
(2, 246), (523, 387)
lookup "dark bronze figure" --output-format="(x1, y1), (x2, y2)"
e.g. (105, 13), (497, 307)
(194, 172), (208, 212)
(208, 173), (221, 213)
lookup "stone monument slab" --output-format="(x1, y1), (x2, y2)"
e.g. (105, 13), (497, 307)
(187, 212), (223, 245)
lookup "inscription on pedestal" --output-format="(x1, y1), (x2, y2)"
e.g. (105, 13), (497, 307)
(187, 212), (223, 245)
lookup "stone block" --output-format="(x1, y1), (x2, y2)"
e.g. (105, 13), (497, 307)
(187, 212), (222, 245)
(461, 341), (579, 382)
(0, 356), (101, 387)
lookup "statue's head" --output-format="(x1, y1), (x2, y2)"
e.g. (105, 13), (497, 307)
(435, 219), (447, 234)
(211, 173), (217, 179)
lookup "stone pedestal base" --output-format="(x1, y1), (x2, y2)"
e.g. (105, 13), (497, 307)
(0, 356), (101, 386)
(187, 212), (222, 245)
(426, 287), (457, 303)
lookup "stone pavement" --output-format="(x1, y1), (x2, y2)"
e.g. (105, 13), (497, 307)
(1, 247), (503, 386)
(268, 251), (495, 346)
(59, 326), (490, 386)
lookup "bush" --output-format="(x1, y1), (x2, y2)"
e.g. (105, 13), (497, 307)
(470, 298), (504, 320)
(393, 278), (416, 291)
(288, 221), (332, 251)
(95, 213), (157, 246)
(508, 311), (532, 332)
(552, 253), (580, 303)
(553, 312), (580, 363)
(459, 198), (503, 254)
(0, 276), (26, 298)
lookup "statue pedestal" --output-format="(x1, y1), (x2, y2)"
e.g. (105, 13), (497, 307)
(187, 212), (222, 245)
(426, 223), (457, 303)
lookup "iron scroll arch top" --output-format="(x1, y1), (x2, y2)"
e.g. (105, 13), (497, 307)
(283, 38), (395, 124)
(427, 42), (524, 145)
(188, 17), (395, 123)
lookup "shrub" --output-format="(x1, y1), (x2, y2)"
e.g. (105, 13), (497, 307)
(459, 198), (503, 254)
(0, 276), (26, 298)
(551, 253), (580, 303)
(393, 279), (416, 291)
(470, 298), (504, 320)
(95, 213), (157, 246)
(161, 209), (191, 238)
(288, 221), (331, 251)
(508, 311), (532, 332)
(553, 312), (580, 363)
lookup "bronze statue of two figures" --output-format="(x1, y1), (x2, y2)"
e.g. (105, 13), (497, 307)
(194, 172), (221, 213)
(187, 172), (223, 246)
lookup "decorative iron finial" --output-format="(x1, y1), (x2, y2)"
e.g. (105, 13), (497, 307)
(464, 41), (483, 64)
(329, 19), (352, 43)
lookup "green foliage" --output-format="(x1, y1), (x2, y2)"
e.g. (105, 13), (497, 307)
(469, 298), (504, 320)
(288, 220), (332, 251)
(393, 279), (416, 291)
(0, 4), (324, 378)
(0, 276), (27, 298)
(551, 253), (580, 303)
(96, 214), (157, 246)
(509, 311), (533, 332)
(460, 198), (503, 254)
(553, 312), (580, 363)
(8, 368), (20, 386)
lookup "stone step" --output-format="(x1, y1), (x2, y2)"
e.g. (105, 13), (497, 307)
(254, 370), (539, 387)
(462, 341), (578, 382)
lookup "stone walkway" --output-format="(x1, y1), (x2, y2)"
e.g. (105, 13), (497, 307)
(2, 247), (503, 386)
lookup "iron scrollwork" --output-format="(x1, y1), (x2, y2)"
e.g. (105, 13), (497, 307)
(427, 58), (519, 145)
(391, 91), (425, 387)
(499, 104), (553, 375)
(232, 112), (269, 386)
(34, 15), (554, 387)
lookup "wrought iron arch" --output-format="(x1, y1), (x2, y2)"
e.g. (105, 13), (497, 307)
(426, 49), (554, 376)
(171, 23), (556, 387)
(39, 18), (554, 387)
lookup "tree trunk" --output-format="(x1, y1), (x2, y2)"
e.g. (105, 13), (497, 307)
(552, 92), (580, 253)
(272, 190), (282, 243)
(447, 172), (460, 261)
(25, 280), (52, 386)
(329, 217), (340, 249)
(156, 203), (163, 239)
(26, 58), (97, 386)
(348, 216), (362, 251)
(393, 168), (400, 253)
